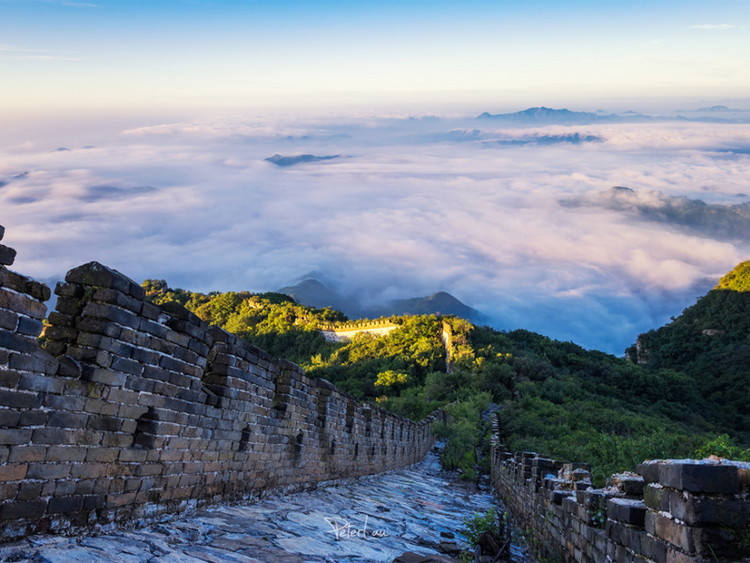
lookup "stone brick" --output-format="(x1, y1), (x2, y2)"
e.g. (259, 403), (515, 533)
(48, 411), (88, 429)
(66, 262), (144, 299)
(46, 447), (87, 463)
(47, 312), (75, 328)
(0, 499), (46, 520)
(16, 482), (43, 501)
(110, 356), (143, 376)
(671, 492), (748, 527)
(0, 244), (16, 266)
(85, 448), (119, 463)
(44, 325), (78, 342)
(0, 464), (27, 482)
(56, 355), (82, 378)
(658, 462), (739, 494)
(0, 331), (39, 355)
(93, 287), (141, 313)
(0, 428), (32, 445)
(18, 410), (50, 426)
(16, 316), (43, 337)
(0, 368), (21, 389)
(26, 463), (71, 480)
(0, 291), (47, 320)
(83, 494), (106, 510)
(87, 416), (123, 432)
(48, 495), (84, 514)
(139, 318), (168, 339)
(18, 372), (64, 393)
(77, 316), (121, 338)
(82, 302), (140, 330)
(0, 410), (21, 427)
(0, 309), (18, 331)
(9, 446), (46, 463)
(608, 498), (647, 527)
(54, 281), (84, 298)
(83, 367), (127, 387)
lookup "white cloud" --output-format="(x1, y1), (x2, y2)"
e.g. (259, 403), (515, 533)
(691, 24), (744, 30)
(2, 115), (750, 353)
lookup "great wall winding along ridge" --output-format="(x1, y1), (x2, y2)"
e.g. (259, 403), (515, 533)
(0, 224), (441, 540)
(1, 221), (749, 563)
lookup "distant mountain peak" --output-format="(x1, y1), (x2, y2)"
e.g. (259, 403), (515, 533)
(276, 278), (483, 322)
(477, 106), (614, 124)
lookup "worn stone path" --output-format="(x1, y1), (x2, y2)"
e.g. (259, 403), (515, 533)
(0, 447), (529, 563)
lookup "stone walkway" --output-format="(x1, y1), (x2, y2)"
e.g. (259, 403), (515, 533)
(0, 446), (529, 563)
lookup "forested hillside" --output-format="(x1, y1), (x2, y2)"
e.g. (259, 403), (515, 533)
(142, 274), (750, 486)
(627, 260), (750, 444)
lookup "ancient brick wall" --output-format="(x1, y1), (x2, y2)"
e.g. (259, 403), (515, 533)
(0, 225), (442, 540)
(491, 440), (750, 563)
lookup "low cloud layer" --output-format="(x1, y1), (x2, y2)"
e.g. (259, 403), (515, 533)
(2, 114), (750, 354)
(562, 187), (750, 241)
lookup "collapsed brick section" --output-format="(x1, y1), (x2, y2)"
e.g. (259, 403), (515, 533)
(0, 224), (442, 540)
(491, 437), (750, 563)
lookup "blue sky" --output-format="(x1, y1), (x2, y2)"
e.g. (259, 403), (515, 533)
(2, 0), (749, 113)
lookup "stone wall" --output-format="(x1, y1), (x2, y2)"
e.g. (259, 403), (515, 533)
(491, 440), (750, 563)
(319, 320), (400, 342)
(0, 225), (442, 540)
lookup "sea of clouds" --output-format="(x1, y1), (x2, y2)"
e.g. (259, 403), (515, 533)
(2, 112), (750, 354)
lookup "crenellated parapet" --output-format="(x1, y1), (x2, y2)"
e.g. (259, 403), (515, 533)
(0, 224), (443, 541)
(491, 436), (750, 563)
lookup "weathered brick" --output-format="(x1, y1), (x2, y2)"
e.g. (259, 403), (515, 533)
(0, 389), (42, 410)
(0, 410), (21, 427)
(16, 482), (43, 501)
(26, 463), (71, 480)
(66, 262), (143, 298)
(18, 372), (64, 393)
(658, 462), (739, 494)
(47, 311), (75, 328)
(93, 287), (141, 312)
(83, 494), (106, 510)
(83, 367), (127, 387)
(18, 410), (50, 426)
(0, 331), (39, 355)
(48, 495), (84, 514)
(48, 412), (88, 429)
(43, 325), (78, 342)
(54, 281), (84, 298)
(0, 499), (46, 520)
(0, 244), (17, 266)
(56, 355), (82, 378)
(85, 448), (119, 463)
(0, 369), (21, 389)
(76, 317), (121, 338)
(82, 302), (139, 329)
(0, 428), (32, 445)
(110, 356), (143, 376)
(0, 464), (27, 482)
(31, 428), (69, 445)
(9, 446), (46, 463)
(16, 316), (43, 337)
(52, 480), (77, 496)
(0, 309), (18, 331)
(46, 447), (87, 463)
(87, 416), (123, 432)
